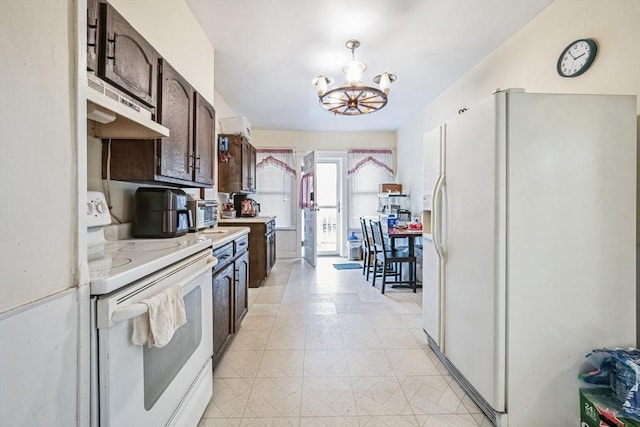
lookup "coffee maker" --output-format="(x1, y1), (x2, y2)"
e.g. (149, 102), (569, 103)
(233, 193), (260, 217)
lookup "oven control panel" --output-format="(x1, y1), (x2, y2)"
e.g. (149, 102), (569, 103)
(87, 191), (111, 228)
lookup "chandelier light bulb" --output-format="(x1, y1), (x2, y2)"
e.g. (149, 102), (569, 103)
(312, 75), (332, 96)
(343, 60), (366, 85)
(378, 72), (391, 94)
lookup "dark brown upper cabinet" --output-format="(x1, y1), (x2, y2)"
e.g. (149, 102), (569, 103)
(102, 59), (216, 188)
(218, 134), (256, 193)
(87, 0), (100, 71)
(98, 2), (157, 108)
(193, 93), (216, 185)
(156, 59), (194, 182)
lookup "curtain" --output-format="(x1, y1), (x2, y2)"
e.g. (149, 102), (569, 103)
(256, 148), (296, 178)
(347, 149), (395, 177)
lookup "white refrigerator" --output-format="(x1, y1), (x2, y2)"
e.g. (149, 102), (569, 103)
(421, 89), (636, 426)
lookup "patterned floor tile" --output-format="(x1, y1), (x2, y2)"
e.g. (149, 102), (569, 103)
(202, 378), (253, 418)
(400, 376), (467, 415)
(341, 328), (382, 350)
(244, 378), (303, 418)
(386, 349), (439, 376)
(304, 349), (349, 377)
(231, 329), (270, 351)
(305, 326), (344, 349)
(358, 415), (420, 426)
(351, 377), (413, 416)
(257, 350), (305, 378)
(375, 328), (422, 349)
(345, 349), (394, 377)
(301, 377), (356, 417)
(266, 328), (306, 350)
(199, 257), (487, 426)
(214, 350), (263, 379)
(299, 416), (359, 426)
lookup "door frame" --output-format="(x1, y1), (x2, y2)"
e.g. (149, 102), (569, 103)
(315, 154), (346, 256)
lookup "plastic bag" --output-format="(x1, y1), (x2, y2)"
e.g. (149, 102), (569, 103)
(580, 348), (640, 419)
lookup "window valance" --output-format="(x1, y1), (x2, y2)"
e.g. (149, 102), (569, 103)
(256, 148), (296, 177)
(347, 149), (395, 177)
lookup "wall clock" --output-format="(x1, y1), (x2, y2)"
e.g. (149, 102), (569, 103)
(557, 38), (598, 78)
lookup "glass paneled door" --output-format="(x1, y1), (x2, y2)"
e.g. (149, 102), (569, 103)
(302, 152), (317, 267)
(316, 161), (341, 255)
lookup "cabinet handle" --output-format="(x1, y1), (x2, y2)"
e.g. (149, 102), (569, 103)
(195, 155), (201, 171)
(87, 17), (97, 53)
(106, 36), (116, 64)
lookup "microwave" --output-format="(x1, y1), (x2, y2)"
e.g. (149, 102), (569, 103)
(187, 199), (218, 231)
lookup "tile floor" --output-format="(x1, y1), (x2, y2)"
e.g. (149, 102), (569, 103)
(199, 257), (492, 427)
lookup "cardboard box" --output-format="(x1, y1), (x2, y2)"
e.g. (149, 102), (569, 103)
(580, 388), (640, 427)
(219, 116), (251, 140)
(379, 183), (402, 193)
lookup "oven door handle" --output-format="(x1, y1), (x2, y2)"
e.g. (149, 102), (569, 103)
(111, 256), (216, 324)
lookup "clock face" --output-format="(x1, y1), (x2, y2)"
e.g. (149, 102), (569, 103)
(557, 39), (598, 77)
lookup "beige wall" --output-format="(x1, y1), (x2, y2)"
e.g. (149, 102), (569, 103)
(397, 0), (640, 218)
(0, 0), (77, 311)
(251, 130), (394, 150)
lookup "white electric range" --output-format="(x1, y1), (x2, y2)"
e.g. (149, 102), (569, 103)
(87, 191), (215, 427)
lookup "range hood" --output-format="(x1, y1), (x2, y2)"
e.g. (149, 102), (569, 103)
(86, 75), (169, 140)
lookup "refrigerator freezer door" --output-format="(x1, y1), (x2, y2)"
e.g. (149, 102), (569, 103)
(442, 94), (506, 411)
(422, 126), (445, 345)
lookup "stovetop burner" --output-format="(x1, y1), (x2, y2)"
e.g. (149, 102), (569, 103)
(117, 241), (182, 252)
(89, 257), (132, 273)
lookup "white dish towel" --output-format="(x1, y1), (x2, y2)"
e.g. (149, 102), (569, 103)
(132, 285), (187, 348)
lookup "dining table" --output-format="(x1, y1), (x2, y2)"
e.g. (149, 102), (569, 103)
(385, 226), (423, 289)
(386, 226), (423, 256)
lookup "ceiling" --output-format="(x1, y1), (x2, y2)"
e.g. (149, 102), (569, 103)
(186, 0), (553, 132)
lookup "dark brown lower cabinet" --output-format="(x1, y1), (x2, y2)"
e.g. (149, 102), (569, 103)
(234, 250), (249, 331)
(212, 261), (233, 367)
(220, 218), (276, 288)
(211, 235), (250, 369)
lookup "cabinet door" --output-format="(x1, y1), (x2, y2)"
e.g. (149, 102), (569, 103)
(193, 94), (215, 185)
(87, 0), (99, 71)
(157, 59), (194, 182)
(99, 3), (157, 107)
(241, 139), (251, 192)
(234, 251), (249, 331)
(248, 144), (257, 192)
(269, 229), (276, 272)
(217, 134), (244, 193)
(212, 263), (234, 361)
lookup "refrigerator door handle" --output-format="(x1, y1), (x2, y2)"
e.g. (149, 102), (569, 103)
(432, 174), (445, 259)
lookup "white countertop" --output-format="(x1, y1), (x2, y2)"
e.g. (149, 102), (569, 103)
(197, 226), (250, 249)
(218, 216), (275, 224)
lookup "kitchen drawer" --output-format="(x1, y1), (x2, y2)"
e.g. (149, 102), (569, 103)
(266, 219), (276, 234)
(234, 235), (249, 255)
(212, 243), (234, 271)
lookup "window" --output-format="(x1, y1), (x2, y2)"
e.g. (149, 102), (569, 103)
(254, 149), (296, 228)
(349, 163), (392, 229)
(347, 149), (395, 230)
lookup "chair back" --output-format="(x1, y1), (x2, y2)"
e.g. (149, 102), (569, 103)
(369, 220), (386, 252)
(360, 217), (372, 250)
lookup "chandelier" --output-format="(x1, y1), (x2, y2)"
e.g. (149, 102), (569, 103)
(312, 39), (397, 116)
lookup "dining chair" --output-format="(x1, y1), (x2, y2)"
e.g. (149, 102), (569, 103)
(359, 217), (376, 281)
(369, 219), (417, 294)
